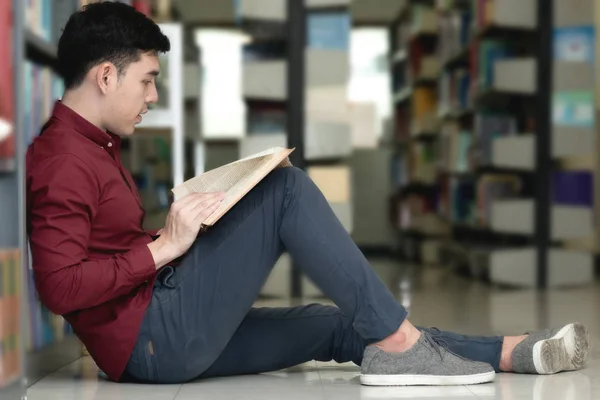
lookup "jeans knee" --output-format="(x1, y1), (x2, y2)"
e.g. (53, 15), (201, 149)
(271, 166), (305, 182)
(267, 166), (307, 193)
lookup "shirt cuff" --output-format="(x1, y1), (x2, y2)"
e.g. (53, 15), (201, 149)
(126, 244), (157, 281)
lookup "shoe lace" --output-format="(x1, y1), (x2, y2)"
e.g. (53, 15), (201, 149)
(422, 328), (449, 361)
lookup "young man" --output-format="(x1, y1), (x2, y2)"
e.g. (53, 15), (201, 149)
(26, 2), (590, 387)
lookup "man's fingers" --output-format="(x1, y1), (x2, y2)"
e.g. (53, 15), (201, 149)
(176, 192), (224, 213)
(193, 200), (222, 222)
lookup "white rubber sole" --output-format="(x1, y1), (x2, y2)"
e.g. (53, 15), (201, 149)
(360, 371), (495, 386)
(532, 322), (590, 374)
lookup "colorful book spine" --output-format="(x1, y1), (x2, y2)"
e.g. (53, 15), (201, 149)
(473, 113), (516, 166)
(26, 0), (53, 41)
(552, 171), (593, 207)
(0, 250), (22, 389)
(307, 9), (350, 50)
(246, 101), (287, 134)
(476, 175), (521, 225)
(0, 0), (14, 171)
(24, 62), (64, 145)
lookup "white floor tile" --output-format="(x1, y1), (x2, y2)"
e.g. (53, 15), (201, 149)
(27, 358), (182, 400)
(174, 370), (325, 400)
(355, 386), (478, 400)
(465, 371), (597, 400)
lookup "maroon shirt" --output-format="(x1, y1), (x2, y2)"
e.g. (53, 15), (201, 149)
(26, 101), (158, 382)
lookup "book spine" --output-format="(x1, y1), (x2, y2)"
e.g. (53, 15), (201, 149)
(307, 9), (350, 50)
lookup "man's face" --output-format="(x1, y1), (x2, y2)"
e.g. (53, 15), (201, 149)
(104, 52), (160, 136)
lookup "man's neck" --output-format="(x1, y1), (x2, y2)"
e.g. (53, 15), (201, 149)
(61, 90), (105, 132)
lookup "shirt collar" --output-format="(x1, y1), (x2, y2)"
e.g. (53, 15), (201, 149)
(50, 100), (121, 150)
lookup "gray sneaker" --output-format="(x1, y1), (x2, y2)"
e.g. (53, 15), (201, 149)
(361, 331), (495, 386)
(512, 322), (590, 374)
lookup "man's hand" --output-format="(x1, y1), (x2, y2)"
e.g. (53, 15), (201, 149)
(147, 191), (225, 269)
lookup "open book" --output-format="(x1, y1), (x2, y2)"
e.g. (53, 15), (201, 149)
(172, 147), (295, 228)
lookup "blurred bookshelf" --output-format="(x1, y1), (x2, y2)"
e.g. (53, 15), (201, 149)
(1, 0), (177, 396)
(388, 0), (596, 287)
(0, 0), (82, 396)
(234, 0), (353, 298)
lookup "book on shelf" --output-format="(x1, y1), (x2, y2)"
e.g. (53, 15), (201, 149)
(26, 0), (53, 42)
(307, 8), (350, 50)
(554, 26), (595, 65)
(392, 62), (409, 94)
(394, 107), (410, 142)
(447, 177), (476, 223)
(476, 175), (521, 226)
(243, 40), (287, 62)
(439, 68), (471, 112)
(440, 125), (473, 173)
(391, 153), (409, 188)
(24, 62), (64, 146)
(394, 21), (411, 54)
(24, 244), (72, 352)
(471, 39), (512, 91)
(552, 171), (593, 207)
(247, 100), (287, 134)
(172, 147), (294, 228)
(0, 249), (22, 388)
(437, 9), (473, 64)
(0, 0), (14, 172)
(412, 87), (437, 120)
(411, 4), (437, 35)
(473, 113), (516, 166)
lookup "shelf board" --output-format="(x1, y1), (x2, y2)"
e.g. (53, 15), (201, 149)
(476, 24), (537, 40)
(411, 130), (438, 141)
(442, 46), (470, 70)
(439, 22), (536, 73)
(413, 75), (438, 87)
(26, 30), (59, 72)
(440, 165), (534, 178)
(438, 107), (474, 122)
(472, 87), (536, 109)
(394, 181), (437, 199)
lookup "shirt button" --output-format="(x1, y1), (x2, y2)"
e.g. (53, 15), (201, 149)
(107, 142), (113, 148)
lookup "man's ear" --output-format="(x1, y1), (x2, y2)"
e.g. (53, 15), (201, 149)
(95, 62), (117, 95)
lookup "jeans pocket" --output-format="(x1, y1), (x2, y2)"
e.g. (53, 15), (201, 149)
(128, 334), (159, 383)
(157, 266), (176, 288)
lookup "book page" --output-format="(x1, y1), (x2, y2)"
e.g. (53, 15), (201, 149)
(204, 156), (275, 222)
(172, 147), (287, 200)
(203, 148), (294, 226)
(182, 156), (267, 194)
(171, 147), (294, 226)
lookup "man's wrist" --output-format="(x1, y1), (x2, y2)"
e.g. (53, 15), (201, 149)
(147, 237), (179, 270)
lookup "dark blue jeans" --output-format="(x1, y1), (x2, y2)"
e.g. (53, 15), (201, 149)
(123, 167), (503, 384)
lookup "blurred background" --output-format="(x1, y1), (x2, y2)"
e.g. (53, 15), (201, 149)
(1, 0), (600, 398)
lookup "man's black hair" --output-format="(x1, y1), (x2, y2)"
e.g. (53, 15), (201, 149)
(58, 1), (171, 90)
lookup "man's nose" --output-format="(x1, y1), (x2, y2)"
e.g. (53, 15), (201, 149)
(147, 84), (159, 104)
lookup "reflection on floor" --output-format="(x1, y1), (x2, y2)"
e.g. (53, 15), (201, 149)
(27, 258), (600, 400)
